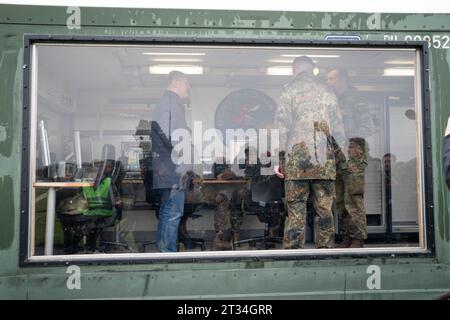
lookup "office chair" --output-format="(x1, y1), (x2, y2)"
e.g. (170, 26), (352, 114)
(90, 145), (130, 252)
(232, 175), (285, 249)
(58, 154), (130, 253)
(177, 203), (206, 251)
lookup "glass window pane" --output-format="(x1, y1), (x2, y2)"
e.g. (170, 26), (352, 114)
(31, 43), (423, 256)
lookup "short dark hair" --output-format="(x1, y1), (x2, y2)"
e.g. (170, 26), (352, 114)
(292, 55), (315, 68)
(383, 153), (396, 161)
(166, 70), (187, 86)
(329, 68), (349, 82)
(349, 137), (367, 151)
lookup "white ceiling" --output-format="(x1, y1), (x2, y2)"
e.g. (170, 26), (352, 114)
(37, 44), (416, 113)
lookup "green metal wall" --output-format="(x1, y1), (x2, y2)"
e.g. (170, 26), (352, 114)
(0, 5), (449, 299)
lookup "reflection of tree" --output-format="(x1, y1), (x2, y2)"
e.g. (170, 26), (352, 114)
(384, 155), (419, 239)
(393, 158), (418, 223)
(383, 153), (397, 240)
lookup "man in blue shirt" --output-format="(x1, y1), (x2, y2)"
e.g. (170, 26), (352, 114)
(151, 71), (191, 252)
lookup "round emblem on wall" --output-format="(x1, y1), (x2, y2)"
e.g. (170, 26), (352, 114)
(215, 88), (277, 138)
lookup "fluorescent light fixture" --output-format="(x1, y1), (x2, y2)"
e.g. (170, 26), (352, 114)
(269, 59), (294, 63)
(383, 68), (415, 76)
(149, 65), (204, 75)
(143, 52), (205, 56)
(266, 66), (291, 76)
(385, 60), (415, 65)
(270, 59), (319, 64)
(281, 54), (340, 58)
(151, 58), (202, 62)
(267, 66), (320, 76)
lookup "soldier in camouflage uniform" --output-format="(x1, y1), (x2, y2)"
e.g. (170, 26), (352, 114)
(327, 68), (375, 248)
(274, 56), (345, 249)
(201, 158), (249, 250)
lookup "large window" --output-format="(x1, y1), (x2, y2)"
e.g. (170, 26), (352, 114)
(24, 39), (430, 261)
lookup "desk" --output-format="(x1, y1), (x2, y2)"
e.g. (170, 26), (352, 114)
(122, 179), (144, 184)
(33, 181), (94, 255)
(200, 179), (248, 185)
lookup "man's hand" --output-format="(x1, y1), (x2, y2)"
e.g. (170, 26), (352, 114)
(274, 165), (285, 179)
(314, 121), (330, 136)
(445, 116), (450, 137)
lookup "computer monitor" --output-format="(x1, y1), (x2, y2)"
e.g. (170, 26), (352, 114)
(73, 131), (94, 180)
(38, 120), (51, 167)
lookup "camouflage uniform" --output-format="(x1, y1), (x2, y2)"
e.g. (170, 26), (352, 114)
(335, 87), (374, 241)
(275, 71), (345, 249)
(336, 138), (368, 240)
(198, 185), (248, 235)
(197, 162), (250, 249)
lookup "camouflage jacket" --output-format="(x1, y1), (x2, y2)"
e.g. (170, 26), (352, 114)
(274, 71), (345, 180)
(337, 87), (372, 173)
(338, 87), (376, 140)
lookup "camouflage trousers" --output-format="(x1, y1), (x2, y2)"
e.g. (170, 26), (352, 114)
(335, 171), (367, 240)
(200, 186), (249, 233)
(283, 180), (335, 249)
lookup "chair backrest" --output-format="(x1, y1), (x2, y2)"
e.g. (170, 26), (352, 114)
(243, 175), (284, 223)
(84, 156), (124, 224)
(250, 175), (283, 203)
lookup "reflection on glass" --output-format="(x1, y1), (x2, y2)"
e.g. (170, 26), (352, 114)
(31, 44), (422, 256)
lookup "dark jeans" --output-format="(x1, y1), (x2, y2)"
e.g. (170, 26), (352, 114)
(156, 188), (185, 252)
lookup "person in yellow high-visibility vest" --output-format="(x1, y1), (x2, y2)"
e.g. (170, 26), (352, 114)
(82, 160), (122, 251)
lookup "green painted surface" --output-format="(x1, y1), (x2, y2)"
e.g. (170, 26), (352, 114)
(0, 4), (449, 299)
